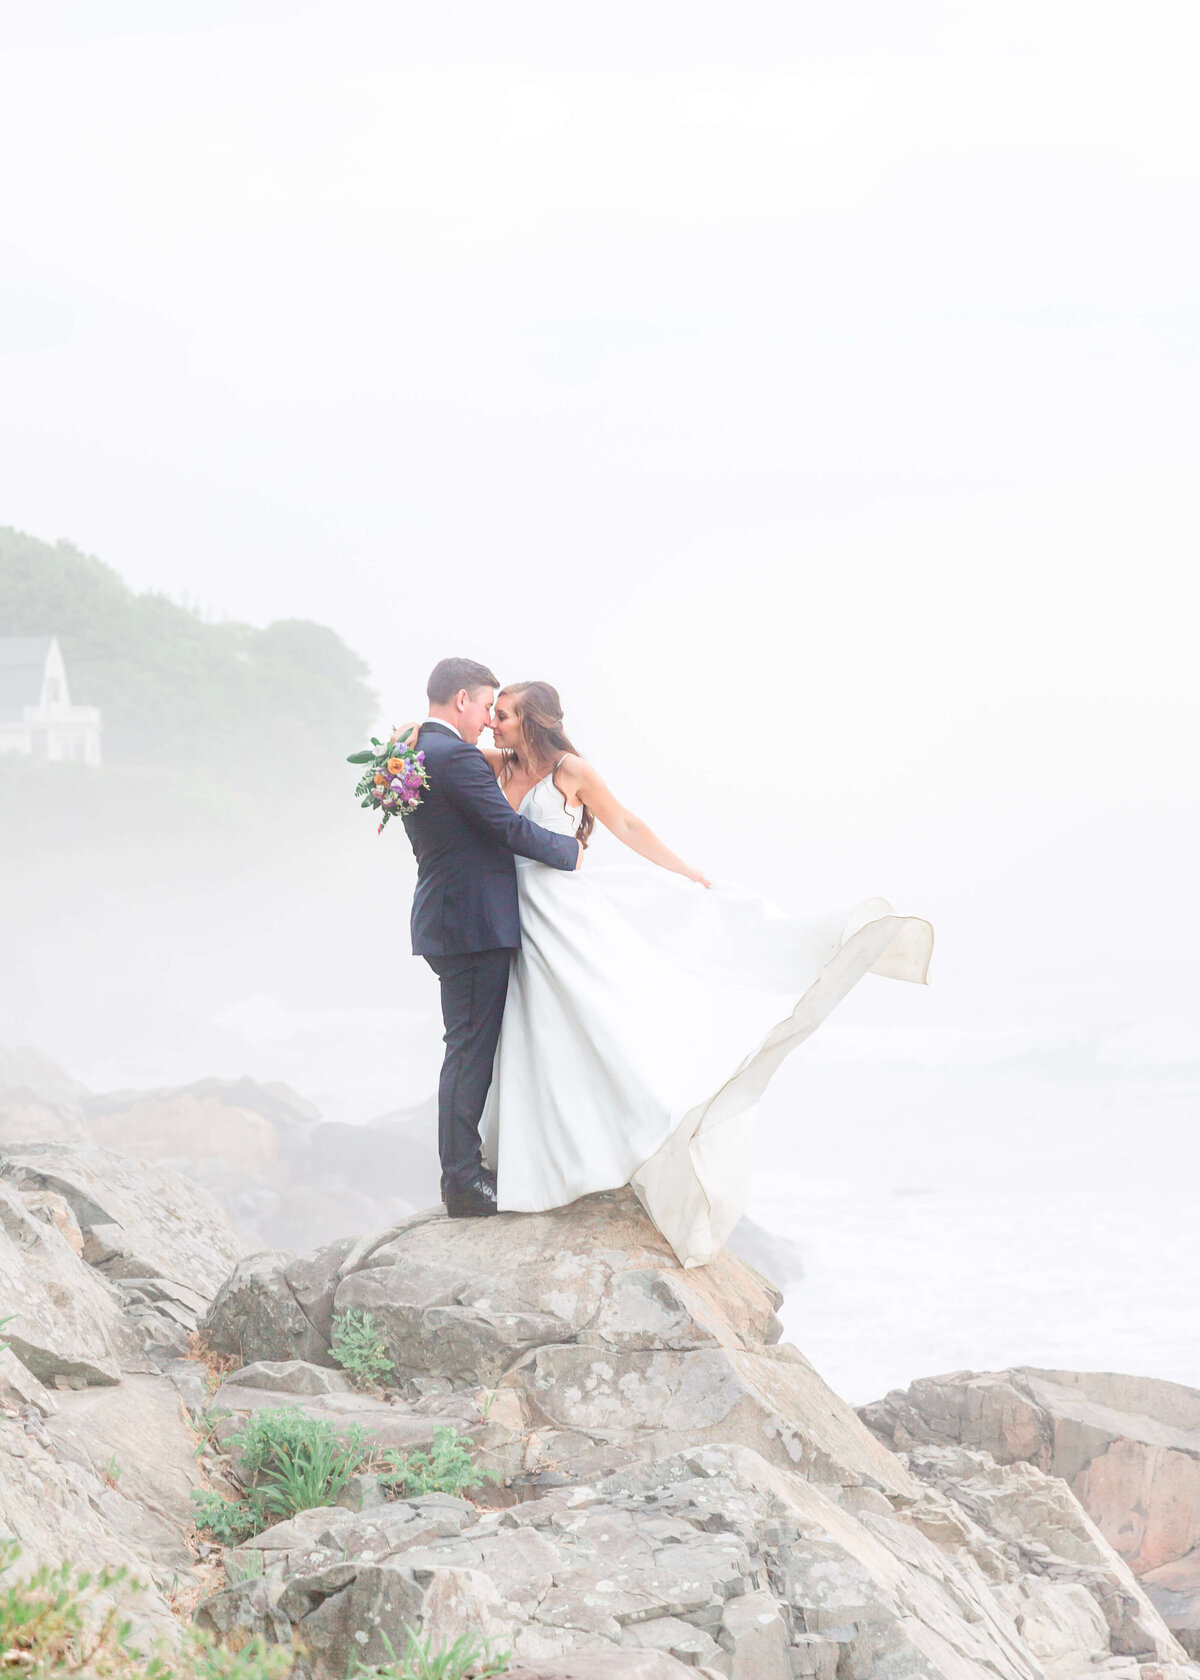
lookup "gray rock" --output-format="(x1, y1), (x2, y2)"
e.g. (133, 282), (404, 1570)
(225, 1359), (353, 1396)
(861, 1364), (1200, 1659)
(193, 1575), (293, 1646)
(43, 1372), (203, 1565)
(282, 1237), (357, 1346)
(0, 1179), (125, 1385)
(715, 1590), (792, 1677)
(0, 1413), (180, 1637)
(0, 1344), (57, 1416)
(1143, 1551), (1200, 1659)
(201, 1250), (332, 1366)
(251, 1432), (1198, 1680)
(0, 1139), (243, 1299)
(335, 1263), (575, 1385)
(276, 1561), (430, 1674)
(332, 1473), (388, 1512)
(325, 1190), (902, 1493)
(339, 1191), (786, 1352)
(518, 1342), (913, 1493)
(162, 1356), (211, 1416)
(507, 1655), (712, 1678)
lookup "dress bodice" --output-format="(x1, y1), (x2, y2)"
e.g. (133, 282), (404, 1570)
(519, 773), (582, 836)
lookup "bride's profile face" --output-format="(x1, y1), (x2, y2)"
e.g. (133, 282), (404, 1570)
(491, 694), (520, 751)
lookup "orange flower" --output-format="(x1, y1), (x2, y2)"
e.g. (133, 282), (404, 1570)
(387, 757), (405, 773)
(374, 772), (387, 786)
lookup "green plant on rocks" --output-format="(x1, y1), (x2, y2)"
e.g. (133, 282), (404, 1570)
(0, 1542), (294, 1679)
(330, 1308), (395, 1390)
(378, 1428), (493, 1500)
(192, 1407), (368, 1542)
(239, 1407), (368, 1519)
(353, 1627), (508, 1679)
(191, 1489), (266, 1547)
(191, 1408), (490, 1545)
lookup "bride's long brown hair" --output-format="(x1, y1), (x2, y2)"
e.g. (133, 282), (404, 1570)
(499, 680), (595, 846)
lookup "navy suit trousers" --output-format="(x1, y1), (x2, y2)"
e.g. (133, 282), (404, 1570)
(424, 948), (511, 1194)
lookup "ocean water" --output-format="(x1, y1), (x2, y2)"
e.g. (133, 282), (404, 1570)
(747, 1054), (1200, 1405)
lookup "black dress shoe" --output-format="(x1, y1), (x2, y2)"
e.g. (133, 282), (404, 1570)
(444, 1176), (499, 1219)
(441, 1167), (495, 1203)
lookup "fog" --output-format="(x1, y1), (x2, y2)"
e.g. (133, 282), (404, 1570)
(2, 1), (1198, 1401)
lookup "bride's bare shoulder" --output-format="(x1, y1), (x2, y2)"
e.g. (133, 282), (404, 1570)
(553, 750), (590, 783)
(479, 745), (504, 772)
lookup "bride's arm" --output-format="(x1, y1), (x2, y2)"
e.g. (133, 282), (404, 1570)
(556, 755), (710, 887)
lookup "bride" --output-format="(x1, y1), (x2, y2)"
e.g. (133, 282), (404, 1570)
(469, 680), (932, 1269)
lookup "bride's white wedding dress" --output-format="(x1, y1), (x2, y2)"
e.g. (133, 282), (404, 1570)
(479, 773), (933, 1268)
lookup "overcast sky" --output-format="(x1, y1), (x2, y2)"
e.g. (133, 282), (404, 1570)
(2, 1), (1198, 1055)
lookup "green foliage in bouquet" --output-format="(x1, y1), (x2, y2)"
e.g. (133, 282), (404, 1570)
(347, 732), (428, 832)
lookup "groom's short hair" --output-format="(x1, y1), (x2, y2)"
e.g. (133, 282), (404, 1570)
(427, 657), (499, 704)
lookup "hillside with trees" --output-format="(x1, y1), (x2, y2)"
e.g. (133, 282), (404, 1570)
(0, 524), (377, 857)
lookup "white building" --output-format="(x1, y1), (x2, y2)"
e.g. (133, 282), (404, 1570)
(0, 637), (102, 767)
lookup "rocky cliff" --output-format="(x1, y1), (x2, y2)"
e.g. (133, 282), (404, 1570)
(862, 1366), (1200, 1662)
(2, 1134), (1198, 1680)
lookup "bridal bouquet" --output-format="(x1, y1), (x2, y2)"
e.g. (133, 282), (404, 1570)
(347, 731), (428, 832)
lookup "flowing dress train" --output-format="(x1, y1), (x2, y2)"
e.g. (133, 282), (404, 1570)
(480, 774), (933, 1267)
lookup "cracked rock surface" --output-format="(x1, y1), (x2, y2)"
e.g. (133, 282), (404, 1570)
(198, 1190), (1200, 1680)
(862, 1366), (1200, 1660)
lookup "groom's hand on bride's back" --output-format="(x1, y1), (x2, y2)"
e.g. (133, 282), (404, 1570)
(575, 840), (585, 869)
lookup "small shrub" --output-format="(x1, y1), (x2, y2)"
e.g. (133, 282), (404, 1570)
(189, 1405), (232, 1460)
(187, 1332), (240, 1394)
(0, 1541), (294, 1678)
(330, 1309), (394, 1390)
(192, 1407), (370, 1542)
(235, 1407), (367, 1519)
(354, 1626), (508, 1679)
(224, 1548), (266, 1585)
(378, 1428), (492, 1500)
(191, 1489), (266, 1546)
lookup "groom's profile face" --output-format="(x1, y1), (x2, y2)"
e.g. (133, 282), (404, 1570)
(457, 685), (495, 747)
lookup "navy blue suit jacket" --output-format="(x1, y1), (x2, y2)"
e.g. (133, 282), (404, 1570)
(402, 721), (578, 956)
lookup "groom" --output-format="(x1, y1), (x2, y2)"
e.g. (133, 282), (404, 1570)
(402, 657), (581, 1218)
